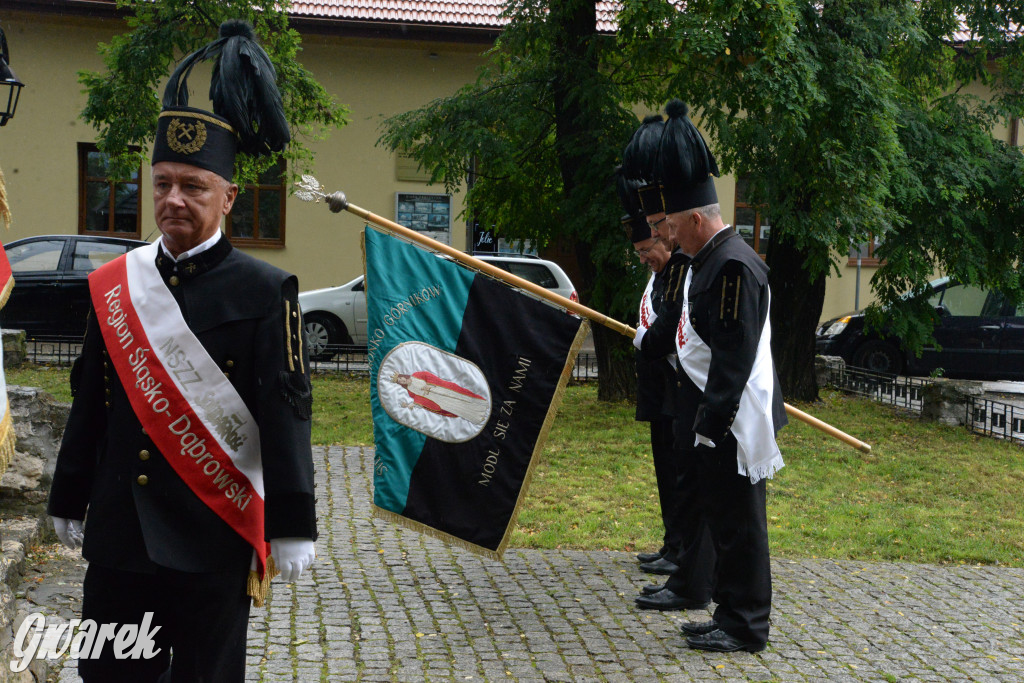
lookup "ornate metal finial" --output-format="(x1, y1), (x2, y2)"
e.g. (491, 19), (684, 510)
(293, 175), (348, 213)
(293, 174), (328, 203)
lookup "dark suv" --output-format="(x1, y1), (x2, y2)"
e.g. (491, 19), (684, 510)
(1, 235), (150, 338)
(815, 277), (1024, 379)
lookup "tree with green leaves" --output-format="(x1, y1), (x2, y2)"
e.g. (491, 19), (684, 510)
(79, 0), (347, 187)
(380, 0), (647, 401)
(616, 0), (1024, 399)
(384, 0), (1023, 402)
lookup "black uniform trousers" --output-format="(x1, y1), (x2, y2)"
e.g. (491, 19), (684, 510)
(649, 417), (681, 557)
(693, 433), (772, 645)
(79, 563), (251, 683)
(663, 447), (716, 603)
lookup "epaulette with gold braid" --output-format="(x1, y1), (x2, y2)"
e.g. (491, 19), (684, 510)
(664, 261), (686, 304)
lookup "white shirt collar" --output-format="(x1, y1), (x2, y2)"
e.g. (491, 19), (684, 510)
(160, 230), (223, 262)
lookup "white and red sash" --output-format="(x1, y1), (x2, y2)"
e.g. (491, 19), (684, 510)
(637, 274), (657, 331)
(639, 272), (678, 370)
(676, 267), (784, 483)
(88, 241), (269, 577)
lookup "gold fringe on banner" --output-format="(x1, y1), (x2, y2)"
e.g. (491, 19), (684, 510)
(357, 217), (594, 559)
(492, 319), (590, 557)
(246, 555), (279, 607)
(371, 504), (501, 561)
(369, 319), (591, 561)
(0, 274), (13, 311)
(0, 407), (15, 481)
(0, 165), (11, 231)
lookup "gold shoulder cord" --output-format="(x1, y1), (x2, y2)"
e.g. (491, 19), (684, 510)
(668, 262), (685, 302)
(295, 308), (305, 373)
(719, 274), (743, 320)
(284, 300), (295, 372)
(720, 277), (728, 319)
(733, 276), (741, 320)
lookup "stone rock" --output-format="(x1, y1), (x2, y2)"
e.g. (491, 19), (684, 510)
(1, 330), (26, 370)
(7, 387), (69, 485)
(0, 517), (48, 683)
(814, 355), (845, 388)
(919, 378), (984, 426)
(0, 454), (44, 491)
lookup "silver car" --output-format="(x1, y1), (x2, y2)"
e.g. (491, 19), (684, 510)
(299, 255), (578, 360)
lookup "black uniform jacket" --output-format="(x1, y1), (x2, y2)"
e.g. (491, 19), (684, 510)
(636, 250), (690, 423)
(635, 268), (674, 422)
(674, 228), (787, 445)
(47, 237), (317, 574)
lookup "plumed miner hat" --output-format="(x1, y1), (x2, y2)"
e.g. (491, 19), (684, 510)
(656, 100), (719, 215)
(614, 166), (651, 243)
(621, 114), (665, 217)
(152, 20), (290, 182)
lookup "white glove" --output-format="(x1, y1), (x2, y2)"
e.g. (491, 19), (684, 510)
(52, 517), (84, 549)
(694, 434), (716, 449)
(270, 537), (316, 582)
(633, 326), (647, 350)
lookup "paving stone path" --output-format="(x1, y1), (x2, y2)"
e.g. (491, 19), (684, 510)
(42, 445), (1024, 681)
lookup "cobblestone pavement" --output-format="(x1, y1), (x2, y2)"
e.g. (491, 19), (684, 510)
(42, 445), (1024, 681)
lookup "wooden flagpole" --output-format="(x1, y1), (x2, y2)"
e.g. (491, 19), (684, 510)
(296, 182), (871, 454)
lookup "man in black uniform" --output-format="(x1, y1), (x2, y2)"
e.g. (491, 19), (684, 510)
(657, 100), (787, 652)
(623, 115), (716, 610)
(617, 168), (682, 577)
(47, 21), (317, 682)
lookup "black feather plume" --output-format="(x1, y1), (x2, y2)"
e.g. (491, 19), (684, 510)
(622, 114), (664, 183)
(614, 166), (644, 219)
(657, 100), (719, 188)
(219, 19), (255, 40)
(162, 20), (289, 155)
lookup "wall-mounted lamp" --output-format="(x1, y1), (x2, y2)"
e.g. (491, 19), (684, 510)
(0, 23), (25, 127)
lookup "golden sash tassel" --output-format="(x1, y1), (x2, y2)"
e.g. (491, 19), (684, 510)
(247, 555), (279, 607)
(0, 409), (14, 481)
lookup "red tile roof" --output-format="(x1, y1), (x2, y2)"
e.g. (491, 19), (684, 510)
(289, 1), (619, 31)
(17, 0), (1016, 43)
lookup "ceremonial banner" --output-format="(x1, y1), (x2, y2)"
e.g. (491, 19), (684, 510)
(0, 242), (14, 478)
(365, 226), (588, 558)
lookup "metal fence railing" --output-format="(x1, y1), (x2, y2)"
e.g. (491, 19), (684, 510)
(966, 397), (1024, 446)
(819, 361), (931, 414)
(24, 337), (83, 366)
(310, 346), (600, 382)
(822, 357), (1024, 447)
(17, 336), (601, 382)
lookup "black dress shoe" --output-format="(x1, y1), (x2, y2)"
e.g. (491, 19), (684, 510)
(638, 557), (679, 575)
(636, 551), (662, 563)
(680, 619), (718, 636)
(634, 589), (710, 611)
(640, 583), (665, 596)
(685, 629), (765, 653)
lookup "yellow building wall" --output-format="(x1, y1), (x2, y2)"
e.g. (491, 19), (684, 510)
(1, 14), (120, 245)
(0, 11), (484, 292)
(1, 11), (1018, 317)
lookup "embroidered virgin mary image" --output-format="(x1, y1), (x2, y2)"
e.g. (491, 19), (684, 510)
(390, 372), (490, 424)
(378, 342), (492, 443)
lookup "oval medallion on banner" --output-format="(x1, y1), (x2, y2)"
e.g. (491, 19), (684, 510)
(378, 342), (493, 443)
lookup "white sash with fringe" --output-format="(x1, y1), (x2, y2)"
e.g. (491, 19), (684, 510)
(676, 267), (784, 483)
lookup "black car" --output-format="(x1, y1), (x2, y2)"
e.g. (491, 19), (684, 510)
(1, 235), (150, 338)
(816, 277), (1024, 380)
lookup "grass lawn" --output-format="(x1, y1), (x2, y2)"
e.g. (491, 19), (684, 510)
(11, 367), (1023, 567)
